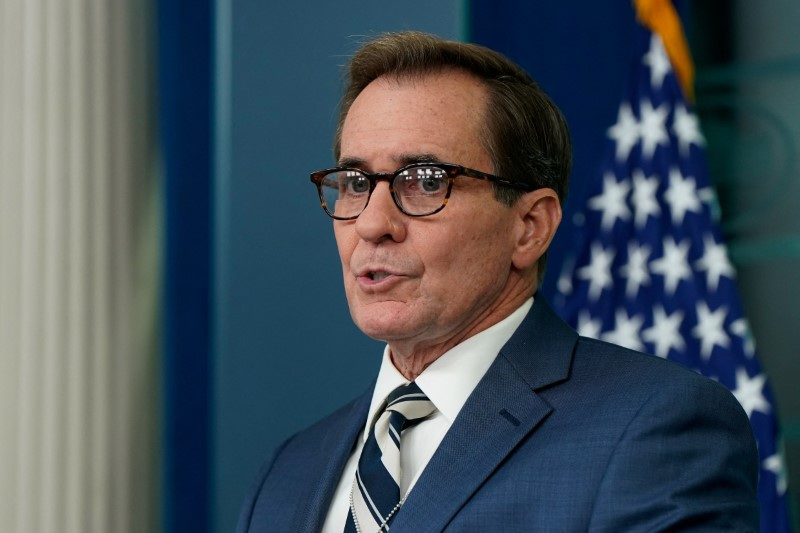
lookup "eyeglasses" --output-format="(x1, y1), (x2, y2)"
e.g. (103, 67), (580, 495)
(309, 162), (536, 220)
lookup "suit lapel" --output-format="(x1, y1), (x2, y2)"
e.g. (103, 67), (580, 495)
(391, 299), (578, 531)
(293, 387), (372, 532)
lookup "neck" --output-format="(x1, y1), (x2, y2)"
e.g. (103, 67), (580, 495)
(388, 290), (534, 381)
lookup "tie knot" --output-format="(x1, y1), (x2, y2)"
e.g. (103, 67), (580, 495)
(384, 382), (436, 430)
(387, 380), (426, 404)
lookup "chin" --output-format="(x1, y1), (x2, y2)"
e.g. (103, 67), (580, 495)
(354, 318), (408, 342)
(351, 305), (417, 342)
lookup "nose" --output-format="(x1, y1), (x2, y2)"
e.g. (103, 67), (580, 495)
(354, 181), (407, 243)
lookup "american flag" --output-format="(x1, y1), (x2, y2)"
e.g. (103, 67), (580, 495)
(551, 23), (791, 531)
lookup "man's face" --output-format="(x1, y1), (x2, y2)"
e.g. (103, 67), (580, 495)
(334, 70), (526, 358)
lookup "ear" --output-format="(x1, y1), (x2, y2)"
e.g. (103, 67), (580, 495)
(511, 188), (562, 271)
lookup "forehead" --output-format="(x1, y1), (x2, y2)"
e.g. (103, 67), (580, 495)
(340, 70), (492, 170)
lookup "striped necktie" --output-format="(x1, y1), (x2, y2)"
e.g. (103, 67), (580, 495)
(345, 381), (436, 532)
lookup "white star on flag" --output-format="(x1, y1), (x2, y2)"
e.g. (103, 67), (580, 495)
(731, 368), (770, 418)
(603, 309), (644, 351)
(638, 99), (669, 160)
(588, 173), (631, 231)
(556, 259), (574, 296)
(577, 311), (602, 339)
(694, 234), (735, 291)
(664, 167), (703, 225)
(643, 34), (671, 89)
(619, 241), (651, 298)
(692, 301), (730, 360)
(641, 306), (685, 358)
(672, 103), (706, 157)
(697, 186), (721, 222)
(730, 318), (756, 358)
(763, 452), (788, 496)
(650, 236), (691, 295)
(630, 170), (661, 228)
(607, 103), (640, 162)
(577, 243), (615, 301)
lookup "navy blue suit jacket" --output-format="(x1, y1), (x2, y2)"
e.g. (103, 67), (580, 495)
(237, 299), (759, 532)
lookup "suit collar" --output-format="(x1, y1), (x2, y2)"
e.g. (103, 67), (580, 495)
(391, 297), (578, 531)
(294, 386), (372, 532)
(499, 294), (578, 390)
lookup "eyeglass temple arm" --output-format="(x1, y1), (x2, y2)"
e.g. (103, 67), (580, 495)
(459, 167), (538, 191)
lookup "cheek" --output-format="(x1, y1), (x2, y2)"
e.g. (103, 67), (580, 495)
(424, 223), (510, 286)
(333, 226), (355, 266)
(457, 216), (515, 274)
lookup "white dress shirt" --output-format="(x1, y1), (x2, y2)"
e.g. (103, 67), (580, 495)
(321, 298), (533, 532)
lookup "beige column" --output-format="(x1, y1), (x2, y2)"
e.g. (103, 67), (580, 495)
(0, 1), (160, 532)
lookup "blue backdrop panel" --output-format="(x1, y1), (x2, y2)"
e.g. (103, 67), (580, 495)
(213, 2), (464, 532)
(158, 0), (214, 532)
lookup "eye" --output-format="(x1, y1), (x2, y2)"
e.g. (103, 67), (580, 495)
(339, 172), (369, 195)
(420, 176), (444, 192)
(419, 177), (444, 192)
(398, 166), (447, 195)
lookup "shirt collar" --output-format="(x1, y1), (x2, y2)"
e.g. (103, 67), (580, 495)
(362, 297), (533, 442)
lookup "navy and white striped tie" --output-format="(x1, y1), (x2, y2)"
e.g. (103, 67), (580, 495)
(345, 382), (436, 532)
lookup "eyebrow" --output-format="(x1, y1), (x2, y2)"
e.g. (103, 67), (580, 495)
(336, 156), (367, 169)
(337, 153), (444, 170)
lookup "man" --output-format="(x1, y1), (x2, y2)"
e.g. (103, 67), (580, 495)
(238, 32), (758, 532)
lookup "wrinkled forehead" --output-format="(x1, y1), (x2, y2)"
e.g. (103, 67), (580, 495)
(338, 71), (494, 173)
(335, 69), (491, 160)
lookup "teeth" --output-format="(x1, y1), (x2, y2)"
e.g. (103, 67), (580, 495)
(371, 271), (389, 281)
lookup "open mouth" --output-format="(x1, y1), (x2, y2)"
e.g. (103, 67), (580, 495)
(369, 271), (391, 281)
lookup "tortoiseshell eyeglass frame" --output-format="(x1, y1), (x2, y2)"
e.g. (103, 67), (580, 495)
(309, 162), (537, 220)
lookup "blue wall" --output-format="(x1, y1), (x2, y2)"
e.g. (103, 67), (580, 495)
(212, 2), (465, 531)
(469, 1), (639, 291)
